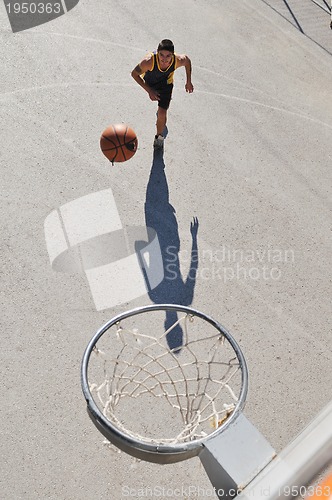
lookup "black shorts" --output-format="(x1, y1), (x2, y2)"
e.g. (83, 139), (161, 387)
(157, 84), (173, 110)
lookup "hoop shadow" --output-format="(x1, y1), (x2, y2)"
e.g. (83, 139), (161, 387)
(136, 147), (199, 352)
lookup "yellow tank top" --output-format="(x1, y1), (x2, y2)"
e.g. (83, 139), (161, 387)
(143, 52), (177, 88)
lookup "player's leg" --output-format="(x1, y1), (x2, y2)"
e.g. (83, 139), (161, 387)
(154, 107), (167, 149)
(154, 85), (173, 149)
(156, 107), (167, 135)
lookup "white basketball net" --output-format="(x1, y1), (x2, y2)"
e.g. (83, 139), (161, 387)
(87, 310), (243, 445)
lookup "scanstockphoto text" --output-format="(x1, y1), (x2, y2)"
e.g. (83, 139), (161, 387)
(122, 485), (244, 498)
(164, 245), (295, 283)
(122, 483), (331, 497)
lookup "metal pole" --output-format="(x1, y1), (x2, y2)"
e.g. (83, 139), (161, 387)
(237, 401), (332, 500)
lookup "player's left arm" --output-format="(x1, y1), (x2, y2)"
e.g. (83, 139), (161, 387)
(176, 54), (194, 93)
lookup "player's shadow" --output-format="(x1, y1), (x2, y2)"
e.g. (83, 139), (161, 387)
(136, 147), (199, 352)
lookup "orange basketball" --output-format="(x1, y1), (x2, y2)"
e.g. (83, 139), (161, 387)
(100, 124), (138, 164)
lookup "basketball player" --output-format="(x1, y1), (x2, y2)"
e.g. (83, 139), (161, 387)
(131, 39), (194, 149)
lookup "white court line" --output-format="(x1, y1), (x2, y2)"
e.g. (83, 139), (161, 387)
(195, 64), (320, 118)
(16, 30), (327, 121)
(3, 29), (332, 133)
(1, 79), (332, 133)
(59, 0), (67, 13)
(24, 29), (147, 53)
(195, 88), (332, 131)
(0, 81), (134, 99)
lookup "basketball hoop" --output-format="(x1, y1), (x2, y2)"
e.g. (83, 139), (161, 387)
(81, 304), (248, 464)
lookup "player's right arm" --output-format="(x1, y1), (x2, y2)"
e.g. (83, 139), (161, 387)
(131, 55), (160, 101)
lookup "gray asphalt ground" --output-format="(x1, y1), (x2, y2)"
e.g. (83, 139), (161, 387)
(1, 0), (332, 498)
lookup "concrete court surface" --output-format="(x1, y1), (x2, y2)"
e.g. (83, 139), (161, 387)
(1, 0), (331, 498)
